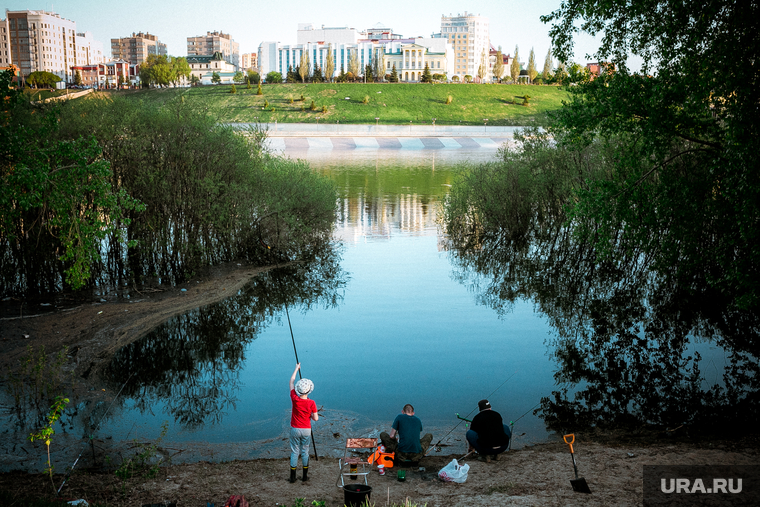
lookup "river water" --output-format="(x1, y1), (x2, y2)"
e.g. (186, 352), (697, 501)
(3, 133), (752, 472)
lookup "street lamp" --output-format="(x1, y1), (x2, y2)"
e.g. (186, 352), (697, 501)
(483, 118), (488, 132)
(409, 120), (413, 133)
(375, 117), (379, 126)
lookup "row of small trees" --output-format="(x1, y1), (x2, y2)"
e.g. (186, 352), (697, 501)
(490, 46), (589, 85)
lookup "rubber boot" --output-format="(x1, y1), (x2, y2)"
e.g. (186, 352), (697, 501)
(302, 466), (309, 482)
(289, 467), (297, 483)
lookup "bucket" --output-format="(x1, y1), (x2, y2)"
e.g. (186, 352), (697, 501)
(343, 483), (372, 507)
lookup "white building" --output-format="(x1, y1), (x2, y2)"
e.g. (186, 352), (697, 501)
(3, 10), (78, 81)
(259, 23), (453, 82)
(296, 23), (362, 45)
(75, 31), (104, 66)
(436, 11), (490, 82)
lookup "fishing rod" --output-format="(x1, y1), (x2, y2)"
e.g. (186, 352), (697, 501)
(263, 219), (320, 461)
(426, 369), (518, 455)
(506, 400), (542, 451)
(57, 373), (134, 496)
(284, 301), (318, 460)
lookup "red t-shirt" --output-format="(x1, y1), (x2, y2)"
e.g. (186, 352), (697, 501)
(290, 389), (317, 429)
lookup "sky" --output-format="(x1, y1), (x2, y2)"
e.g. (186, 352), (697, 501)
(4, 0), (612, 66)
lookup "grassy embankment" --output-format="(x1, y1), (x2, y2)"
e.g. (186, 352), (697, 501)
(115, 83), (569, 126)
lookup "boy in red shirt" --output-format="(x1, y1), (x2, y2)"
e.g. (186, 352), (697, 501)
(289, 363), (318, 483)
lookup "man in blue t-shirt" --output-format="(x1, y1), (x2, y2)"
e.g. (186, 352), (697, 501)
(379, 404), (433, 463)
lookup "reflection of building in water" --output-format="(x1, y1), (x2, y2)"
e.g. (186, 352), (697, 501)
(335, 192), (438, 243)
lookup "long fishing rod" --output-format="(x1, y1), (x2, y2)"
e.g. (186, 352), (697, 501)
(426, 369), (518, 455)
(281, 269), (319, 461)
(263, 220), (320, 462)
(57, 373), (134, 496)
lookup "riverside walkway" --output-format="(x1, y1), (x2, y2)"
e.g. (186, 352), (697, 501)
(234, 122), (524, 153)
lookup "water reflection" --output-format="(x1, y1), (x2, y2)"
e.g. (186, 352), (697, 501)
(107, 248), (346, 429)
(445, 205), (760, 436)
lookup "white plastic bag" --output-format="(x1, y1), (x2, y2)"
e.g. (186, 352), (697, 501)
(438, 458), (470, 483)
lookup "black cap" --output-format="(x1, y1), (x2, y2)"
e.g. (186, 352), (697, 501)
(478, 399), (491, 411)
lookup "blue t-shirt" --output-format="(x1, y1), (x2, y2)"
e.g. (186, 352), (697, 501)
(392, 413), (423, 453)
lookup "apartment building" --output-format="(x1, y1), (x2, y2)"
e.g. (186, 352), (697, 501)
(75, 31), (104, 66)
(111, 32), (167, 65)
(1, 20), (11, 67)
(438, 11), (490, 82)
(259, 23), (452, 82)
(240, 52), (258, 71)
(187, 31), (239, 69)
(3, 10), (77, 82)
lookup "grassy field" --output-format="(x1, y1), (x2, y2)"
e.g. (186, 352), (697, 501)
(113, 83), (570, 126)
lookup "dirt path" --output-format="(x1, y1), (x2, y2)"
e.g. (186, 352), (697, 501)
(1, 439), (758, 506)
(0, 261), (270, 385)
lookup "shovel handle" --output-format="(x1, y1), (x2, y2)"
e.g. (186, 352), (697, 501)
(563, 433), (575, 453)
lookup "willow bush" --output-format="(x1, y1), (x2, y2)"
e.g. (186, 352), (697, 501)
(1, 93), (336, 296)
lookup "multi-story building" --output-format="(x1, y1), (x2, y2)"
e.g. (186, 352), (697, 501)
(240, 52), (258, 71)
(75, 31), (104, 66)
(111, 32), (167, 65)
(437, 11), (490, 82)
(259, 23), (452, 82)
(1, 20), (11, 67)
(3, 10), (77, 82)
(187, 31), (239, 69)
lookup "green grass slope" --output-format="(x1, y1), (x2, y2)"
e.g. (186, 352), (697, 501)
(115, 83), (569, 126)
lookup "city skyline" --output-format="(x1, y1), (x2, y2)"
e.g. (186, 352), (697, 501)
(3, 0), (615, 68)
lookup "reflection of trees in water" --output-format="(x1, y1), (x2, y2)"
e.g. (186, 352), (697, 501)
(444, 179), (760, 436)
(107, 245), (346, 429)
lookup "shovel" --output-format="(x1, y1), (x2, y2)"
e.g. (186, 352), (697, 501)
(563, 434), (591, 494)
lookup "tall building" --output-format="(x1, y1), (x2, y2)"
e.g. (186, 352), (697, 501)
(187, 31), (239, 69)
(111, 32), (167, 65)
(438, 11), (490, 81)
(75, 31), (104, 66)
(3, 10), (77, 81)
(240, 52), (258, 71)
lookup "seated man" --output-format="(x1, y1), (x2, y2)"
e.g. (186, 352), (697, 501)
(466, 399), (511, 462)
(379, 403), (433, 464)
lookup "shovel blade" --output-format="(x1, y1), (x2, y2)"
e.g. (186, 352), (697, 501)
(570, 477), (592, 494)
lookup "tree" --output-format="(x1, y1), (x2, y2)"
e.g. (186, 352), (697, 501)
(233, 71), (245, 84)
(538, 0), (760, 310)
(246, 70), (260, 84)
(286, 66), (298, 83)
(265, 71), (282, 83)
(140, 54), (173, 86)
(1, 71), (143, 292)
(74, 70), (83, 87)
(510, 46), (520, 83)
(527, 48), (538, 82)
(477, 49), (487, 82)
(492, 47), (505, 83)
(170, 56), (191, 86)
(190, 74), (200, 86)
(324, 47), (335, 83)
(390, 64), (399, 83)
(542, 48), (553, 82)
(348, 49), (360, 76)
(299, 51), (310, 83)
(211, 72), (221, 84)
(312, 64), (324, 83)
(421, 62), (433, 83)
(26, 71), (61, 88)
(373, 48), (385, 82)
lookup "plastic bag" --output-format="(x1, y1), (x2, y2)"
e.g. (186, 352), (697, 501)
(438, 458), (470, 483)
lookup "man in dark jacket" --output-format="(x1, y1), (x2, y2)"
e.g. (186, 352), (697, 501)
(466, 399), (511, 462)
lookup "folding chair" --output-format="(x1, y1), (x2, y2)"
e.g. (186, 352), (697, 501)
(336, 438), (378, 488)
